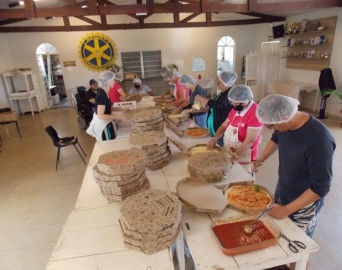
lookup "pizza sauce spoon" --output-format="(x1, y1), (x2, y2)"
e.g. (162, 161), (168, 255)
(242, 208), (272, 235)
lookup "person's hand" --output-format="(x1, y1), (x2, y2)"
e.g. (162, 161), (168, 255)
(182, 109), (192, 114)
(206, 138), (218, 150)
(252, 160), (264, 172)
(267, 203), (290, 220)
(195, 95), (207, 104)
(172, 107), (182, 115)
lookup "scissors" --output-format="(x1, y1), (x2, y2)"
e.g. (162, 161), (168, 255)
(281, 233), (306, 253)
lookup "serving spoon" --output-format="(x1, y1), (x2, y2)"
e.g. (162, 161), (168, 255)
(242, 208), (272, 235)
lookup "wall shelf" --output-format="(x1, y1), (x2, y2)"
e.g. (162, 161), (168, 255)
(284, 16), (337, 71)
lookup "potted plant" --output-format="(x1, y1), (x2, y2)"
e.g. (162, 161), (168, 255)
(322, 86), (342, 126)
(167, 63), (178, 72)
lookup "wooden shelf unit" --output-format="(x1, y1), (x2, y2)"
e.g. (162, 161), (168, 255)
(285, 16), (337, 71)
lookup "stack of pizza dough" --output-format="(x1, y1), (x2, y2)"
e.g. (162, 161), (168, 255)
(119, 189), (182, 254)
(129, 108), (164, 134)
(188, 152), (232, 182)
(92, 149), (150, 203)
(129, 131), (171, 171)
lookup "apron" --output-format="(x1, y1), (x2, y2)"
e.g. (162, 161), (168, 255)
(223, 115), (252, 172)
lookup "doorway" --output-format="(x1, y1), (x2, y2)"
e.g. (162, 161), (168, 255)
(36, 43), (68, 108)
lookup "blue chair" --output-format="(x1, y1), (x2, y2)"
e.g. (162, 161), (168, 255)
(44, 126), (86, 170)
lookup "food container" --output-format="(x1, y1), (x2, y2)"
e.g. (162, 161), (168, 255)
(211, 214), (281, 256)
(188, 144), (222, 156)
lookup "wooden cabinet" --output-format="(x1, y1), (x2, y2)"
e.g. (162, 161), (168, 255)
(284, 16), (337, 71)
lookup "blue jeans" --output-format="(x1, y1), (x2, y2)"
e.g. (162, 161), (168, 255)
(193, 114), (208, 128)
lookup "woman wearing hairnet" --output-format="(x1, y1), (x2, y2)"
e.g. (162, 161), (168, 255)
(253, 94), (335, 238)
(176, 74), (208, 128)
(161, 69), (189, 109)
(86, 71), (125, 141)
(207, 85), (263, 172)
(194, 71), (237, 146)
(108, 73), (127, 103)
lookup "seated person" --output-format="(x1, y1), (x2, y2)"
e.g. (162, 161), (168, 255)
(129, 78), (154, 96)
(108, 73), (127, 103)
(85, 79), (99, 113)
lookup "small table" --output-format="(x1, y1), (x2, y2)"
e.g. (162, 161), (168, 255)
(197, 78), (215, 98)
(267, 80), (319, 112)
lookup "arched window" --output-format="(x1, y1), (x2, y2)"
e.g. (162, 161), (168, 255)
(217, 36), (235, 74)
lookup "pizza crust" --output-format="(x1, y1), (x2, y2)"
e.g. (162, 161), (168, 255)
(225, 185), (272, 211)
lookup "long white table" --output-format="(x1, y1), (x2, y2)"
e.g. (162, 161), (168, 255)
(46, 138), (318, 270)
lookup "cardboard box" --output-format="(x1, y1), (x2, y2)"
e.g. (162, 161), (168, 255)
(176, 177), (228, 213)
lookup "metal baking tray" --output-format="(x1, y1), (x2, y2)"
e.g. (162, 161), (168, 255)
(211, 214), (281, 256)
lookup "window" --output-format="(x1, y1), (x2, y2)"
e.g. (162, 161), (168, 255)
(217, 36), (235, 74)
(121, 50), (161, 79)
(192, 57), (206, 72)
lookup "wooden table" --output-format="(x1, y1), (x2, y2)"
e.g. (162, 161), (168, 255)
(46, 138), (318, 270)
(267, 80), (319, 112)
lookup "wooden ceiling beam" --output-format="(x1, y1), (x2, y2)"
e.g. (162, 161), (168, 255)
(0, 19), (28, 26)
(74, 16), (102, 25)
(239, 12), (286, 21)
(63, 16), (71, 31)
(59, 0), (76, 5)
(180, 12), (200, 23)
(23, 0), (36, 19)
(87, 0), (99, 14)
(0, 16), (285, 33)
(249, 0), (342, 12)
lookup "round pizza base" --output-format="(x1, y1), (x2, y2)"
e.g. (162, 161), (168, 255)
(225, 185), (272, 212)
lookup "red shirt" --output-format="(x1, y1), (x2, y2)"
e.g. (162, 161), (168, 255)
(108, 83), (122, 103)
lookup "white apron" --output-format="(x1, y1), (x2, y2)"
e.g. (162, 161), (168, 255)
(223, 116), (252, 173)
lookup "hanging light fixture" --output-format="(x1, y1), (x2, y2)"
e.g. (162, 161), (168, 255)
(8, 1), (22, 8)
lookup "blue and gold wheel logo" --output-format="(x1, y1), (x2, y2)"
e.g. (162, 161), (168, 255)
(78, 32), (117, 72)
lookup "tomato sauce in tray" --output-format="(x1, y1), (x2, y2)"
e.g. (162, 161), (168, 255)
(211, 218), (280, 255)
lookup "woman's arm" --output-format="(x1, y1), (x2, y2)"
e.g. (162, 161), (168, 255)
(118, 89), (127, 101)
(206, 118), (229, 149)
(97, 105), (122, 121)
(172, 89), (186, 107)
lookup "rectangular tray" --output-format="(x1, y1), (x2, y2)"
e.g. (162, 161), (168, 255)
(211, 214), (281, 256)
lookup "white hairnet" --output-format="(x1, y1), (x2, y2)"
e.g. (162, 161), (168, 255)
(179, 74), (197, 85)
(218, 71), (238, 87)
(228, 85), (254, 102)
(133, 78), (141, 84)
(114, 73), (122, 81)
(160, 67), (170, 78)
(256, 94), (300, 124)
(98, 70), (115, 87)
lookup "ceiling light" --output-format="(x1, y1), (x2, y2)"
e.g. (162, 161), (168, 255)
(82, 5), (88, 8)
(19, 1), (24, 5)
(136, 13), (147, 16)
(45, 16), (55, 20)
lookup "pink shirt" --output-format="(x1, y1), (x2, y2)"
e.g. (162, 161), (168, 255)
(174, 81), (189, 107)
(225, 101), (263, 160)
(108, 83), (122, 103)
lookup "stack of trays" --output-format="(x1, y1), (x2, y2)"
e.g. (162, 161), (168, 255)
(129, 131), (171, 171)
(92, 149), (150, 203)
(119, 189), (182, 254)
(130, 108), (164, 134)
(188, 152), (232, 183)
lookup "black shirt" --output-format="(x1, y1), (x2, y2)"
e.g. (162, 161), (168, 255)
(95, 88), (112, 115)
(85, 88), (97, 108)
(207, 87), (233, 132)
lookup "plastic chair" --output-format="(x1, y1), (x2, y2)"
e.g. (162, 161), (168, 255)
(44, 126), (86, 170)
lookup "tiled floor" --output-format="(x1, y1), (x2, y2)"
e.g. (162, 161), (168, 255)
(0, 107), (341, 270)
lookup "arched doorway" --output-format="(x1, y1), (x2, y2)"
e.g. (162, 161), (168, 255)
(36, 43), (67, 108)
(217, 36), (235, 75)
